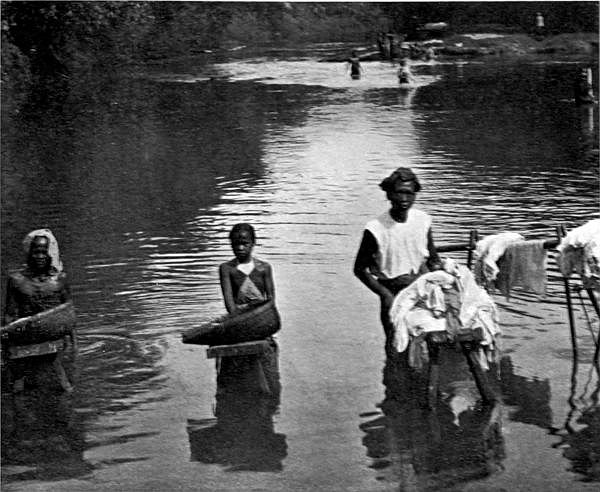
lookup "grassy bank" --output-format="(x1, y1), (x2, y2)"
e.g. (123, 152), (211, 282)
(439, 31), (598, 58)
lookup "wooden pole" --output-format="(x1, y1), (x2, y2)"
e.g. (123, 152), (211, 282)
(586, 288), (600, 318)
(467, 229), (478, 270)
(556, 225), (578, 359)
(587, 289), (600, 365)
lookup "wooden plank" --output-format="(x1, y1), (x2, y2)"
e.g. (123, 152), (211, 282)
(455, 326), (485, 342)
(424, 326), (485, 345)
(8, 340), (63, 359)
(435, 236), (558, 255)
(206, 340), (270, 359)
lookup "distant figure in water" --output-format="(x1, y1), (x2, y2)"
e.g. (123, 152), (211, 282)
(575, 67), (595, 105)
(347, 51), (362, 80)
(398, 59), (414, 85)
(3, 229), (74, 392)
(534, 12), (546, 38)
(424, 45), (436, 61)
(216, 223), (280, 417)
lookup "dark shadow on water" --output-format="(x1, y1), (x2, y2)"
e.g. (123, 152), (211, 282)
(1, 334), (164, 485)
(187, 392), (287, 472)
(360, 351), (560, 489)
(187, 348), (287, 472)
(556, 405), (600, 482)
(360, 348), (600, 488)
(498, 356), (553, 429)
(361, 352), (506, 491)
(1, 388), (92, 482)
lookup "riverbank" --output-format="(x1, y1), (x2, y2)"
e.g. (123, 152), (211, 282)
(438, 31), (598, 58)
(321, 32), (598, 64)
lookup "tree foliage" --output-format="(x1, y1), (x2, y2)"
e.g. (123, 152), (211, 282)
(1, 1), (597, 85)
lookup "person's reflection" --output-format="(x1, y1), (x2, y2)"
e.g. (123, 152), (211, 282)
(1, 387), (90, 481)
(397, 88), (416, 108)
(361, 351), (506, 489)
(558, 405), (600, 481)
(552, 354), (600, 481)
(187, 391), (287, 472)
(579, 104), (598, 163)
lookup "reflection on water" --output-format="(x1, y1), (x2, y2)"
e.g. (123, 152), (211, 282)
(557, 406), (600, 481)
(551, 342), (600, 482)
(187, 392), (287, 472)
(1, 389), (91, 482)
(361, 353), (506, 490)
(361, 350), (567, 489)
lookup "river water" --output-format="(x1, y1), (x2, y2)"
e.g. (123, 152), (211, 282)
(1, 45), (599, 491)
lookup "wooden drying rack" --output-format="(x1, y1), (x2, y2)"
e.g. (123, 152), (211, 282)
(424, 226), (599, 409)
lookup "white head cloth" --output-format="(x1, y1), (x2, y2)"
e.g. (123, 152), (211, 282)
(22, 228), (63, 273)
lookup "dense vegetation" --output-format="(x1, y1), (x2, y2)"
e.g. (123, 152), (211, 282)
(1, 1), (598, 102)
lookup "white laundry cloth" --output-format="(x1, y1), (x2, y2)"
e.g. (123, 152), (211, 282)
(389, 261), (501, 356)
(473, 232), (524, 287)
(557, 219), (600, 289)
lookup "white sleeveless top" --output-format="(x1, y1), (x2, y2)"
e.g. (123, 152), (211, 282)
(365, 208), (431, 278)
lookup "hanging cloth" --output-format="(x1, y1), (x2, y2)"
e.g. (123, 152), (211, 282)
(496, 240), (548, 299)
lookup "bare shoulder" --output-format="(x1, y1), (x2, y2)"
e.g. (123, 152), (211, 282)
(254, 258), (272, 273)
(7, 270), (27, 288)
(219, 259), (237, 273)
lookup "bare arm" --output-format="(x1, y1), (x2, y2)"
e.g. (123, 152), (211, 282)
(3, 276), (20, 325)
(59, 272), (72, 303)
(426, 227), (441, 271)
(263, 262), (275, 304)
(219, 263), (238, 314)
(353, 230), (394, 303)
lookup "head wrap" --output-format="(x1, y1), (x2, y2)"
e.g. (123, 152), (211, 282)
(379, 167), (421, 193)
(22, 228), (63, 273)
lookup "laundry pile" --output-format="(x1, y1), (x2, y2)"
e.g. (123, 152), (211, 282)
(557, 219), (600, 290)
(388, 221), (599, 370)
(389, 259), (500, 369)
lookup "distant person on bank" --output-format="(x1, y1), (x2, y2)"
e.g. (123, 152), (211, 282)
(353, 168), (441, 357)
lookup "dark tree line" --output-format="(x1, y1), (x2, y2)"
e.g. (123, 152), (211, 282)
(380, 2), (598, 34)
(1, 2), (597, 91)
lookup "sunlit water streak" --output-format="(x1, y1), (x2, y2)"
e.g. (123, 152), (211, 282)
(99, 57), (599, 334)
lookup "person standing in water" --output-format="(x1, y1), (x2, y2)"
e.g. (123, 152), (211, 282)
(3, 229), (74, 392)
(353, 168), (440, 357)
(216, 223), (281, 416)
(575, 66), (595, 104)
(397, 59), (415, 85)
(347, 51), (363, 80)
(534, 12), (545, 37)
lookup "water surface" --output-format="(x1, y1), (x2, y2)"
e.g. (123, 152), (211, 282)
(1, 46), (599, 490)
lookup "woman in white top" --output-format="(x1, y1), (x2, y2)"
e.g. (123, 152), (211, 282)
(353, 167), (440, 355)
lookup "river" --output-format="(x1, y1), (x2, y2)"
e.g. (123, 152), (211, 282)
(1, 45), (599, 491)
